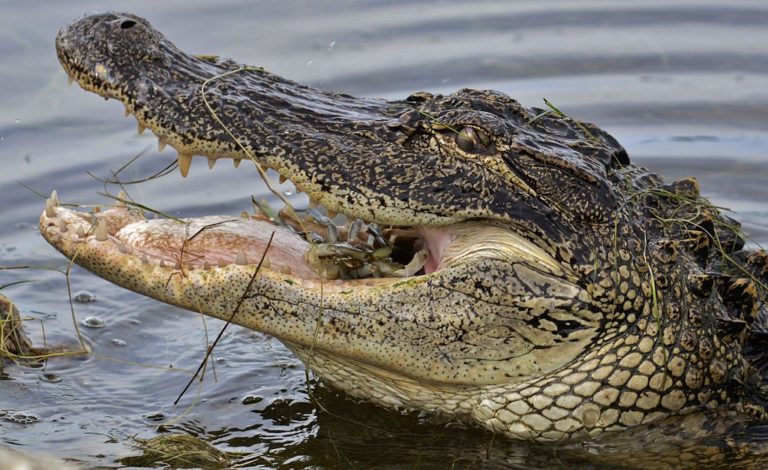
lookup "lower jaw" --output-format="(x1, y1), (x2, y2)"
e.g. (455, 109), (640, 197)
(39, 194), (449, 293)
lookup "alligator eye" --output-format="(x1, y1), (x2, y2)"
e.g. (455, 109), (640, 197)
(455, 127), (491, 153)
(120, 20), (137, 30)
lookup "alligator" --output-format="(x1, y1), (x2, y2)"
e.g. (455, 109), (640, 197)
(42, 12), (768, 444)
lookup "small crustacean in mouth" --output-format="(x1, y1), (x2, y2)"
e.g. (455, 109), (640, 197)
(254, 198), (430, 280)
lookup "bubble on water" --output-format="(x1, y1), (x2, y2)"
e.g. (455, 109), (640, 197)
(81, 316), (105, 328)
(72, 290), (97, 302)
(242, 394), (263, 405)
(40, 372), (63, 383)
(1, 410), (40, 424)
(110, 338), (127, 347)
(14, 119), (20, 124)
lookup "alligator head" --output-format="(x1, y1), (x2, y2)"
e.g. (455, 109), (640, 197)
(42, 12), (768, 441)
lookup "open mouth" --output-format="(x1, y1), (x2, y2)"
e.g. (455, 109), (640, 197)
(42, 79), (563, 289)
(50, 28), (565, 292)
(41, 185), (452, 288)
(53, 60), (456, 284)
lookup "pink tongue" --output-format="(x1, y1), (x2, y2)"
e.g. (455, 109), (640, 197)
(418, 227), (453, 275)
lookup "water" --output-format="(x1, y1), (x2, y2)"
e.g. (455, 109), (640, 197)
(1, 0), (767, 467)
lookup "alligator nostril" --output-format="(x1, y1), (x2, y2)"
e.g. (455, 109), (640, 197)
(120, 20), (137, 30)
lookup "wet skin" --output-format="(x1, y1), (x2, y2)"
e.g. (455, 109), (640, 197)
(41, 12), (768, 442)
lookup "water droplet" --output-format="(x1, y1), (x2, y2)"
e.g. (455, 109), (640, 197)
(306, 60), (313, 66)
(327, 41), (336, 52)
(14, 119), (20, 124)
(81, 316), (105, 328)
(72, 290), (96, 302)
(283, 189), (293, 196)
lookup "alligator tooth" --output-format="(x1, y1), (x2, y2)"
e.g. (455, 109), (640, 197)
(50, 190), (60, 207)
(67, 76), (74, 86)
(240, 211), (250, 219)
(57, 219), (68, 233)
(137, 122), (146, 135)
(44, 198), (56, 217)
(218, 259), (227, 268)
(76, 226), (86, 238)
(117, 243), (129, 254)
(174, 260), (182, 270)
(157, 139), (167, 152)
(94, 220), (108, 241)
(327, 209), (337, 219)
(279, 175), (287, 184)
(207, 158), (216, 169)
(159, 260), (167, 268)
(235, 249), (247, 265)
(261, 255), (271, 269)
(116, 190), (128, 206)
(203, 262), (211, 270)
(233, 159), (242, 168)
(177, 153), (193, 177)
(141, 254), (150, 264)
(124, 107), (130, 117)
(309, 199), (319, 209)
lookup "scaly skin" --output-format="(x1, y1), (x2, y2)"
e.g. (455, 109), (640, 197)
(41, 12), (768, 442)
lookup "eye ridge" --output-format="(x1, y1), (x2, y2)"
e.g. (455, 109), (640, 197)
(455, 126), (492, 154)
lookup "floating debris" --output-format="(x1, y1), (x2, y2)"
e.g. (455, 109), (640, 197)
(121, 433), (241, 469)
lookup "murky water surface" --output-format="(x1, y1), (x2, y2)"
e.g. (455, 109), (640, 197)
(1, 1), (767, 468)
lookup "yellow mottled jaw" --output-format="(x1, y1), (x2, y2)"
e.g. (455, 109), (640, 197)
(38, 193), (413, 294)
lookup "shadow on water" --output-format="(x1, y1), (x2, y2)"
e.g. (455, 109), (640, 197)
(1, 0), (767, 468)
